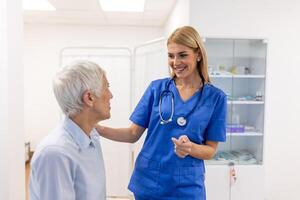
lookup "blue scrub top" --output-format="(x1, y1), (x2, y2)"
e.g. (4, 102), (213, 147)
(128, 78), (227, 199)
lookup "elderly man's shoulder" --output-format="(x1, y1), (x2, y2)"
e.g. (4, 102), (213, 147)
(31, 126), (78, 165)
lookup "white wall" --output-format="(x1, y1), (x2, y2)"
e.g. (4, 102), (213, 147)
(188, 0), (300, 200)
(164, 0), (190, 36)
(24, 24), (164, 149)
(0, 0), (25, 199)
(24, 24), (164, 197)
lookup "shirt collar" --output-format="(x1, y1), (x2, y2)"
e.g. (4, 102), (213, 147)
(63, 117), (98, 150)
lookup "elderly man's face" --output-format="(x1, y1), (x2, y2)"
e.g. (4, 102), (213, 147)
(93, 76), (113, 121)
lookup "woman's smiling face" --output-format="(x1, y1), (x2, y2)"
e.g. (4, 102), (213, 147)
(167, 42), (199, 79)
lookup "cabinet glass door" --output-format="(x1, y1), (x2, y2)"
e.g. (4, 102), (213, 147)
(205, 38), (235, 165)
(205, 38), (266, 166)
(232, 39), (266, 165)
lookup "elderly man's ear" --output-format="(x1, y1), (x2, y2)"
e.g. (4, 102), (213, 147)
(82, 90), (94, 107)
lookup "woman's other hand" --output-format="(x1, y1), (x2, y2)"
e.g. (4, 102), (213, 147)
(171, 135), (192, 158)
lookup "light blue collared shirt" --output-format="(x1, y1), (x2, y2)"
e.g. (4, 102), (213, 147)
(30, 117), (106, 200)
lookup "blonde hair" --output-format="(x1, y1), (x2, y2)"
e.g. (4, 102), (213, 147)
(167, 26), (210, 83)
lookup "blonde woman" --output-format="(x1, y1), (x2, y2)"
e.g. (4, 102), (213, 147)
(97, 26), (227, 199)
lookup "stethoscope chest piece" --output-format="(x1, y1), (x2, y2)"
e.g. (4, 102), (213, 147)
(177, 117), (187, 126)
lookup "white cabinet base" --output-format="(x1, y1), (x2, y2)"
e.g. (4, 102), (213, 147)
(205, 165), (230, 200)
(205, 165), (264, 200)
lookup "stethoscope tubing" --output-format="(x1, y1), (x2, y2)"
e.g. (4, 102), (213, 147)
(159, 78), (204, 126)
(159, 88), (174, 124)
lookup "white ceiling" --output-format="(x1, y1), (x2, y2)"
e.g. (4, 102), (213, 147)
(24, 0), (177, 26)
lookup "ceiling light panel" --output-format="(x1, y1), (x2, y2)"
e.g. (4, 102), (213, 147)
(23, 0), (56, 11)
(99, 0), (145, 12)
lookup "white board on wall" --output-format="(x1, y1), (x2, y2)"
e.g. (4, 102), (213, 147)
(133, 39), (169, 160)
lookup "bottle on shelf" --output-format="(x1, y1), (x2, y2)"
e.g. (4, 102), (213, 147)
(255, 91), (263, 101)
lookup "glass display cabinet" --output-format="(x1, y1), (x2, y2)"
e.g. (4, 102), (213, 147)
(204, 38), (267, 200)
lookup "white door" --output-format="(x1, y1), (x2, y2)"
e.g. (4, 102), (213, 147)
(205, 165), (230, 200)
(132, 39), (168, 159)
(206, 165), (264, 200)
(230, 165), (264, 200)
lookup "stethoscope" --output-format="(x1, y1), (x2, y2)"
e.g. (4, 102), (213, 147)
(159, 78), (205, 126)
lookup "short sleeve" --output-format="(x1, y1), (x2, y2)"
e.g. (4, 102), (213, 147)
(130, 82), (154, 128)
(205, 94), (227, 142)
(30, 147), (76, 200)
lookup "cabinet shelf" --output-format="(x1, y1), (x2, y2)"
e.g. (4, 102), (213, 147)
(228, 101), (264, 105)
(205, 160), (262, 165)
(227, 132), (263, 136)
(210, 75), (265, 78)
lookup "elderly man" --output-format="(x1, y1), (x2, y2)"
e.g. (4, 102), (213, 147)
(29, 60), (112, 200)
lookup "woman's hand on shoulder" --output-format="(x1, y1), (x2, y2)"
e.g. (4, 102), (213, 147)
(95, 124), (104, 136)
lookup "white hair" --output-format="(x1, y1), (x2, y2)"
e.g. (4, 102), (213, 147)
(53, 60), (106, 117)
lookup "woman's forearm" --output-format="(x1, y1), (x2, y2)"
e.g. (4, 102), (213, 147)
(95, 124), (145, 143)
(189, 141), (217, 160)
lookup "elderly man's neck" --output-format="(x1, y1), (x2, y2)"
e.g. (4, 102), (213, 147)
(70, 113), (98, 137)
